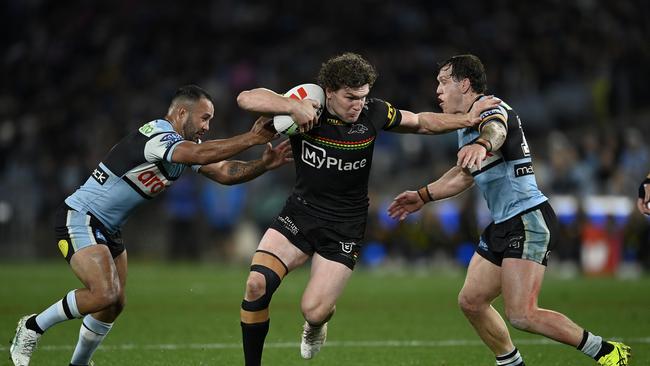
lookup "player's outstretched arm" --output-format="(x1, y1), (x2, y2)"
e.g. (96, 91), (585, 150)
(393, 96), (501, 134)
(172, 116), (276, 166)
(388, 166), (474, 221)
(198, 139), (293, 185)
(237, 88), (319, 130)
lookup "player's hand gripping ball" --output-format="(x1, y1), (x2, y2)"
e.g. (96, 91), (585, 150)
(273, 83), (325, 135)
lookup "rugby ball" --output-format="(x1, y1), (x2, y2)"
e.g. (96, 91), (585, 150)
(273, 83), (325, 135)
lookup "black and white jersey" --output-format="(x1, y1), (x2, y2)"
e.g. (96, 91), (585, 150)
(458, 97), (547, 223)
(288, 98), (402, 220)
(65, 119), (197, 233)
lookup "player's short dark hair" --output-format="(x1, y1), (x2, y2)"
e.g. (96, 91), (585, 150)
(172, 85), (213, 106)
(438, 54), (487, 94)
(317, 53), (377, 91)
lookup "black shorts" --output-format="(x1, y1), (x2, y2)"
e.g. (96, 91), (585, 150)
(54, 204), (126, 262)
(269, 199), (366, 270)
(477, 201), (558, 266)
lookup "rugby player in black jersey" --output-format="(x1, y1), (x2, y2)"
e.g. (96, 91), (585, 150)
(9, 85), (314, 366)
(235, 52), (501, 365)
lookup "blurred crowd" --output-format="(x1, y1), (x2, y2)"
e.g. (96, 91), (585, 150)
(1, 1), (649, 273)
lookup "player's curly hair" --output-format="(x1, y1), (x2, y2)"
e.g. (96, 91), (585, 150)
(438, 54), (487, 94)
(317, 53), (377, 91)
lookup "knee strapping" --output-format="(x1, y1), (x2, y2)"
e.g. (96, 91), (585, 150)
(241, 250), (288, 312)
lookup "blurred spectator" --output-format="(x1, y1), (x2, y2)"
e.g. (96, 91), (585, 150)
(2, 1), (649, 271)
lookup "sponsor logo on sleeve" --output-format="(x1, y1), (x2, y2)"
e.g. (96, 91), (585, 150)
(386, 102), (397, 123)
(138, 122), (155, 135)
(91, 165), (109, 185)
(160, 133), (183, 148)
(479, 109), (503, 119)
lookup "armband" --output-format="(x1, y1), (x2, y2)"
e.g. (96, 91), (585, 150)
(639, 178), (650, 199)
(473, 139), (492, 152)
(417, 186), (434, 204)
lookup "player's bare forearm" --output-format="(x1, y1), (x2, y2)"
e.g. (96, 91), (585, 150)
(427, 166), (475, 201)
(476, 121), (507, 152)
(391, 110), (474, 134)
(237, 88), (294, 115)
(172, 132), (265, 166)
(199, 160), (267, 185)
(222, 159), (267, 184)
(416, 112), (475, 134)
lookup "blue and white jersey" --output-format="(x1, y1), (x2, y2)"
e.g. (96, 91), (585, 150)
(458, 97), (547, 223)
(65, 119), (199, 233)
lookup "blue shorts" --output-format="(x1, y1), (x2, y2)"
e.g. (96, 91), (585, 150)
(54, 204), (125, 262)
(477, 201), (558, 266)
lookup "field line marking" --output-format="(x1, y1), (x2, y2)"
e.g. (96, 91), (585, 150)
(2, 337), (649, 352)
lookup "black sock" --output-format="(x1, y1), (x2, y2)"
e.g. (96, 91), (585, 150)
(594, 341), (614, 360)
(241, 320), (270, 366)
(25, 315), (44, 334)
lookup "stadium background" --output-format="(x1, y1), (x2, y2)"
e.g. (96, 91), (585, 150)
(1, 1), (649, 365)
(2, 0), (649, 273)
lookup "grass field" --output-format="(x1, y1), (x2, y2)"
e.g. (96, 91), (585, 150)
(1, 261), (648, 365)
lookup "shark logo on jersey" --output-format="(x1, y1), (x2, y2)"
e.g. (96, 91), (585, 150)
(160, 133), (183, 149)
(301, 140), (367, 171)
(91, 166), (108, 185)
(348, 124), (368, 134)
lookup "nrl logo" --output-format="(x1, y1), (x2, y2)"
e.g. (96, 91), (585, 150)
(340, 241), (356, 254)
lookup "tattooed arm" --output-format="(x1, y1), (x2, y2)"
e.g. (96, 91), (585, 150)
(198, 139), (293, 185)
(475, 119), (508, 152)
(199, 160), (268, 185)
(456, 120), (508, 170)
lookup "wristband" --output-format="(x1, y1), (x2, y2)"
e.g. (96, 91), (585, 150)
(639, 178), (650, 199)
(474, 139), (492, 152)
(417, 186), (433, 203)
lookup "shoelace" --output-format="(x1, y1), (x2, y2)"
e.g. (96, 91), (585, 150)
(19, 330), (38, 353)
(303, 325), (323, 344)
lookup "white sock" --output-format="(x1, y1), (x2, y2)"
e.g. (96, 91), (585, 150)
(35, 290), (82, 331)
(496, 348), (524, 365)
(70, 315), (113, 365)
(578, 331), (603, 358)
